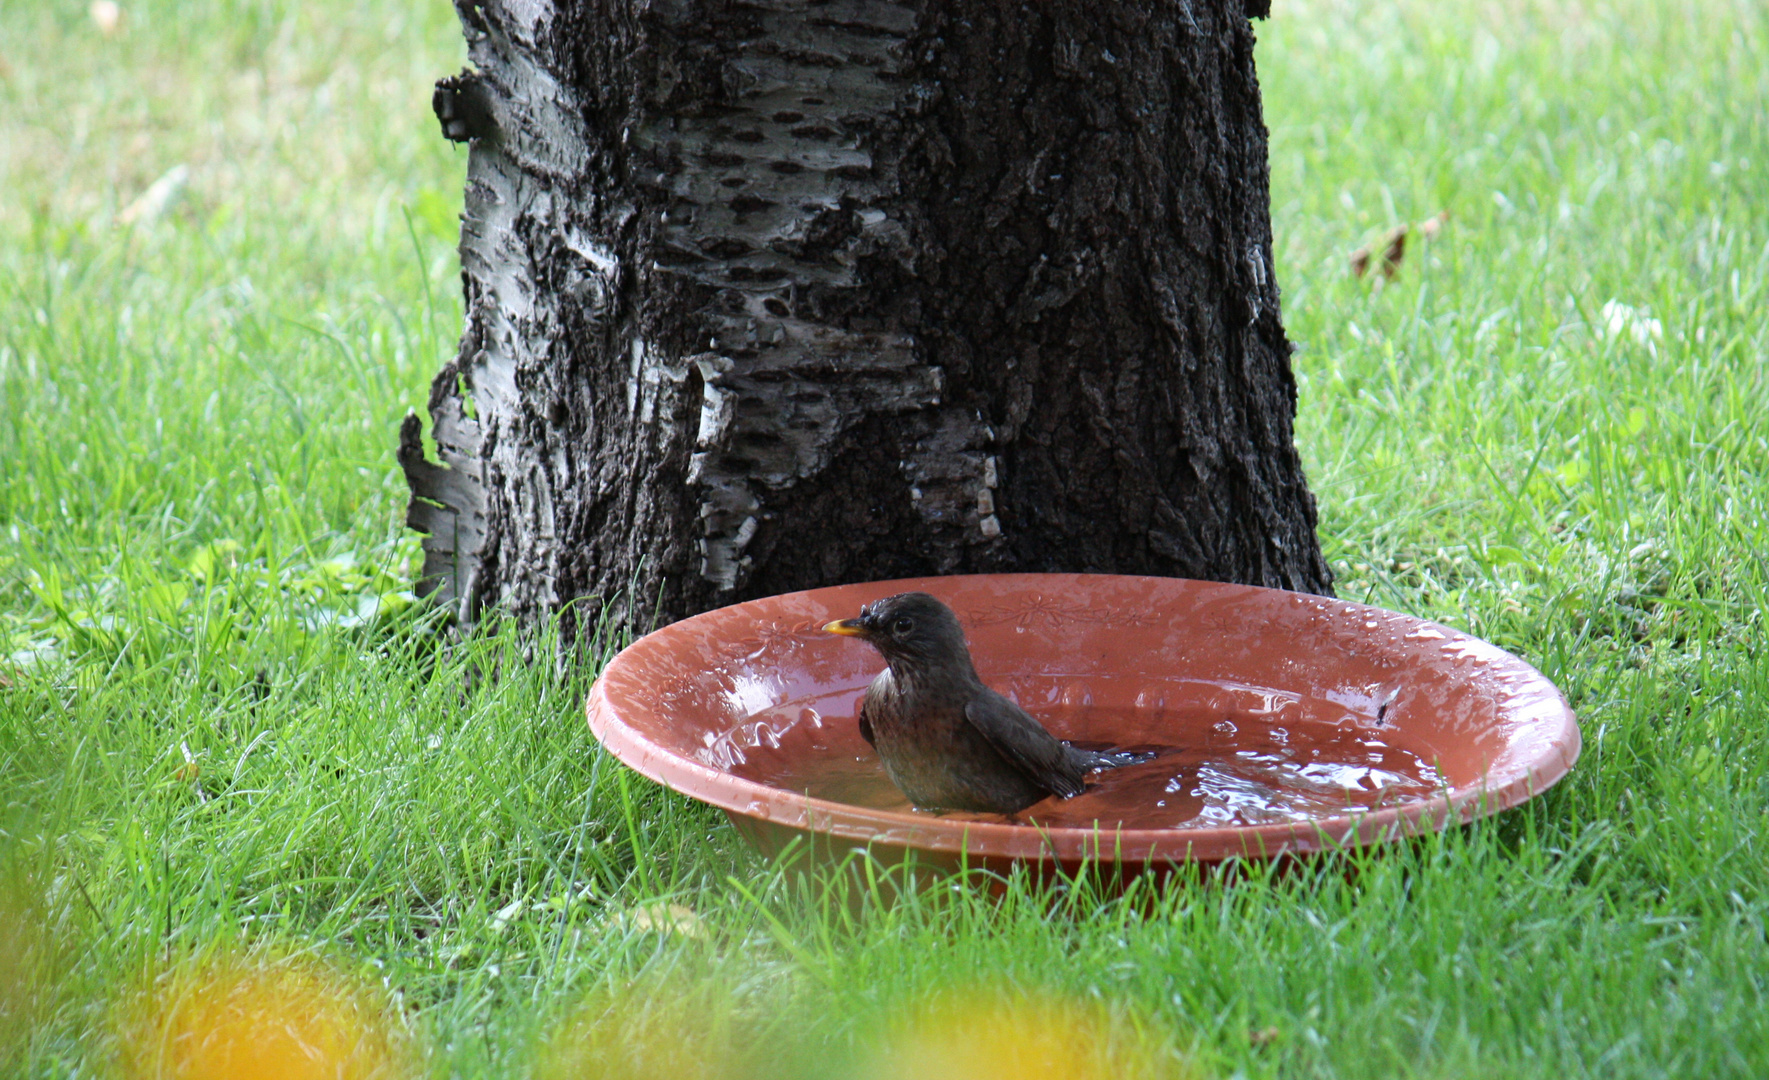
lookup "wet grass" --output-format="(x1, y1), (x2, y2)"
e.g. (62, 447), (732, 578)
(2, 0), (1767, 1076)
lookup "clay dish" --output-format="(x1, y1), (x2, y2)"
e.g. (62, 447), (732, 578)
(586, 574), (1579, 875)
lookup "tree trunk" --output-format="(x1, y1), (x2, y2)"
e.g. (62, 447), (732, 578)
(400, 0), (1331, 635)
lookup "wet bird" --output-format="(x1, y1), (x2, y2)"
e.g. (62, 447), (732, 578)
(823, 592), (1149, 814)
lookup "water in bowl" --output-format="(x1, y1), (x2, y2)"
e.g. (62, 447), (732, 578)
(720, 689), (1447, 829)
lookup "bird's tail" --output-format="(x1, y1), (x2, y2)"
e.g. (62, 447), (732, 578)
(1066, 745), (1157, 773)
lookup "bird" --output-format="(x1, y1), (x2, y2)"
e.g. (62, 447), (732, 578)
(822, 591), (1150, 815)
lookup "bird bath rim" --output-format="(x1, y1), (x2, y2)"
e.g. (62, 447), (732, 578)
(585, 574), (1581, 867)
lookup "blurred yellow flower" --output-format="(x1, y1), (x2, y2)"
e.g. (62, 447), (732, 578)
(532, 976), (742, 1080)
(864, 988), (1191, 1080)
(117, 949), (411, 1080)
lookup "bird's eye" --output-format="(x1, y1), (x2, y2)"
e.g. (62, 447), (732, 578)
(890, 616), (914, 637)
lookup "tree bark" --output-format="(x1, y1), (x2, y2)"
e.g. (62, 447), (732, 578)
(401, 0), (1331, 635)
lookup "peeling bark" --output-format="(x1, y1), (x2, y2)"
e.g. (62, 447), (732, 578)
(403, 0), (1332, 634)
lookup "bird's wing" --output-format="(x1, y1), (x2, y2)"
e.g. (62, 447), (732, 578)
(963, 691), (1087, 798)
(857, 669), (895, 748)
(856, 695), (875, 746)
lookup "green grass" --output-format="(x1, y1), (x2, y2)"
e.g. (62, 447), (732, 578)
(2, 0), (1767, 1076)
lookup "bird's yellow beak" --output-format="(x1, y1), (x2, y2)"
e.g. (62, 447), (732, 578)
(822, 618), (866, 636)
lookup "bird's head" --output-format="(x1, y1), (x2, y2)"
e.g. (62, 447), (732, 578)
(822, 592), (975, 674)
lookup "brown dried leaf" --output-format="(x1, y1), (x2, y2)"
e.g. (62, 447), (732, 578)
(1379, 224), (1409, 279)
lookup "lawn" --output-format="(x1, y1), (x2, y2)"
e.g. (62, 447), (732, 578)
(2, 0), (1766, 1076)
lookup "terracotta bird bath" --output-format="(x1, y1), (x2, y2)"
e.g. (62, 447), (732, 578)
(585, 575), (1579, 876)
